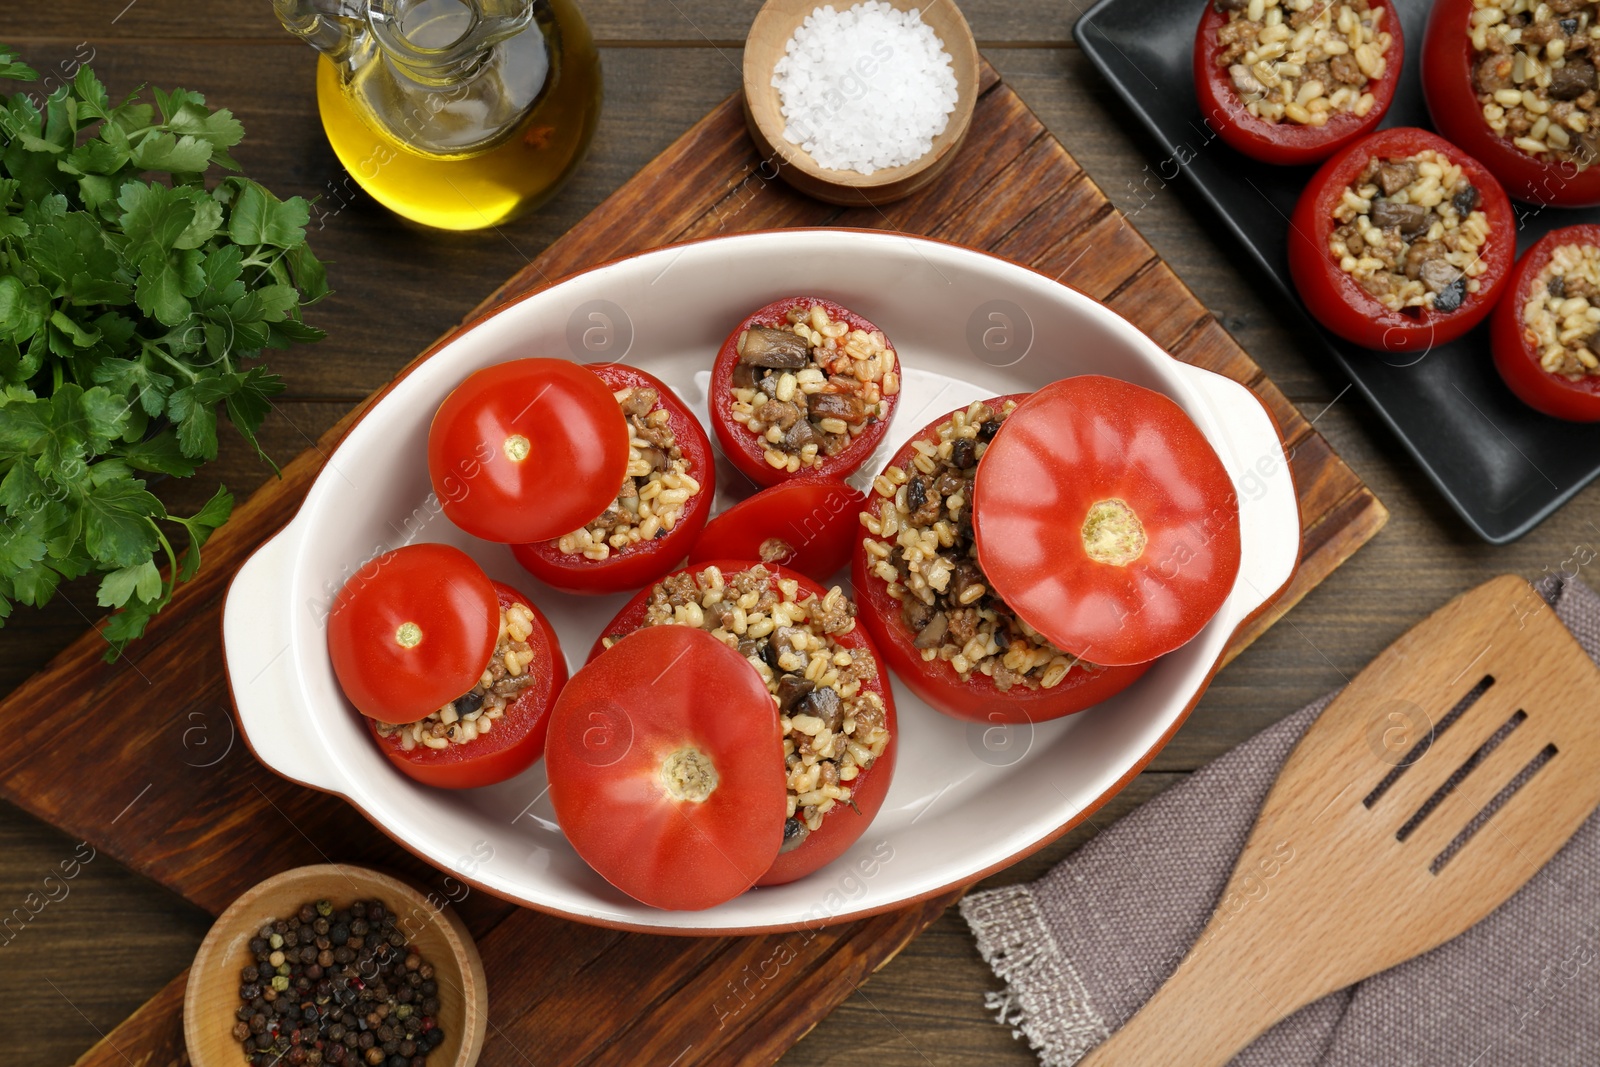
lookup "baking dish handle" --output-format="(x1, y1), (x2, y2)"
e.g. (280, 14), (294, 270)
(1174, 362), (1302, 623)
(222, 519), (347, 796)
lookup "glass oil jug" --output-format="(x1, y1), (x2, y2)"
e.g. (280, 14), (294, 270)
(273, 0), (601, 231)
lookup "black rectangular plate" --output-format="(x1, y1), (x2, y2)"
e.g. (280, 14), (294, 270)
(1076, 0), (1600, 543)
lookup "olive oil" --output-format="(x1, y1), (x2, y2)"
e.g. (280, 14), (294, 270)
(313, 0), (601, 231)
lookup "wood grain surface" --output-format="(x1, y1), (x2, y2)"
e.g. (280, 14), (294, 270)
(0, 45), (1380, 1066)
(2, 5), (1597, 1067)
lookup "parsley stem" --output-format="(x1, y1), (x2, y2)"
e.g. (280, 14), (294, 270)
(239, 247), (287, 274)
(142, 340), (199, 382)
(151, 523), (178, 609)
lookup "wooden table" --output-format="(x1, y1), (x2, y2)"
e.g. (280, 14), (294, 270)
(4, 3), (1596, 1065)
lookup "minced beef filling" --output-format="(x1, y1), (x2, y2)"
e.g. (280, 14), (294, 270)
(1328, 150), (1492, 313)
(1214, 0), (1392, 126)
(728, 304), (898, 475)
(859, 400), (1086, 692)
(557, 385), (703, 561)
(1472, 0), (1600, 165)
(376, 603), (538, 750)
(1524, 241), (1600, 377)
(601, 564), (891, 850)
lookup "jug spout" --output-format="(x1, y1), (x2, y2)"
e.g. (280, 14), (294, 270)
(272, 0), (364, 63)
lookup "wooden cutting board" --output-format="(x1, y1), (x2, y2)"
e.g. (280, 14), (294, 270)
(4, 61), (1386, 1067)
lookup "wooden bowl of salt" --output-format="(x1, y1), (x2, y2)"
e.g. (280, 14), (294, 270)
(742, 0), (979, 206)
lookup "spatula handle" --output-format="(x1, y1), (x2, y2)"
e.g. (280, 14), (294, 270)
(1076, 922), (1292, 1067)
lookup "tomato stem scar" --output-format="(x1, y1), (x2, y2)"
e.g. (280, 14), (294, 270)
(394, 621), (423, 648)
(1081, 499), (1147, 566)
(661, 746), (718, 803)
(503, 433), (531, 461)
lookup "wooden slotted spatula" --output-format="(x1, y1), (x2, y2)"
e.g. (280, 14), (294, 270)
(1079, 574), (1600, 1067)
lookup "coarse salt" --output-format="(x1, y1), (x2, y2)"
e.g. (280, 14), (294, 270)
(771, 1), (959, 175)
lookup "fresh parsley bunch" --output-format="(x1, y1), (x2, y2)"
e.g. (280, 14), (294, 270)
(0, 44), (327, 654)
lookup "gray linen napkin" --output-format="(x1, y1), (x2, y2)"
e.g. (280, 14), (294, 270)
(960, 575), (1600, 1067)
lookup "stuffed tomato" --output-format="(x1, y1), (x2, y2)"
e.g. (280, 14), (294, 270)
(512, 364), (715, 594)
(854, 382), (1244, 723)
(852, 396), (1149, 724)
(1195, 0), (1402, 165)
(1288, 127), (1515, 351)
(710, 297), (899, 488)
(1491, 224), (1600, 421)
(588, 560), (897, 891)
(325, 544), (568, 789)
(1423, 0), (1600, 207)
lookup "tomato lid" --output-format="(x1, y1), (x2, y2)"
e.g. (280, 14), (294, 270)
(326, 543), (500, 723)
(546, 625), (787, 911)
(971, 376), (1242, 667)
(687, 477), (867, 582)
(428, 358), (631, 543)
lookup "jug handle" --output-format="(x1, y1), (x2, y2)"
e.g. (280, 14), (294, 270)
(272, 0), (365, 64)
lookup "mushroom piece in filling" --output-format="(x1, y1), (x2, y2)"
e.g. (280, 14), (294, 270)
(1328, 150), (1492, 312)
(1524, 241), (1600, 378)
(1471, 0), (1600, 166)
(1213, 0), (1392, 126)
(376, 603), (539, 750)
(859, 399), (1088, 692)
(601, 564), (890, 851)
(557, 385), (703, 561)
(729, 305), (898, 475)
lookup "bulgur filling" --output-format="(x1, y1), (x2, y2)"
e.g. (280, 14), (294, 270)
(1471, 0), (1600, 165)
(1212, 0), (1391, 126)
(1328, 150), (1492, 313)
(859, 400), (1086, 692)
(376, 602), (539, 750)
(601, 563), (891, 850)
(557, 385), (703, 561)
(1523, 242), (1600, 377)
(729, 304), (899, 474)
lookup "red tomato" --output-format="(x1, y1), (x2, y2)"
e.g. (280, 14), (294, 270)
(511, 364), (716, 594)
(1491, 224), (1600, 422)
(593, 560), (898, 886)
(850, 397), (1151, 724)
(1287, 127), (1515, 352)
(546, 625), (787, 910)
(709, 297), (899, 489)
(1193, 0), (1402, 165)
(973, 377), (1242, 667)
(1423, 0), (1600, 207)
(427, 358), (630, 543)
(368, 582), (568, 789)
(326, 543), (499, 724)
(687, 477), (868, 583)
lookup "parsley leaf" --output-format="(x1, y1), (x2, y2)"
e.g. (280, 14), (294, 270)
(0, 44), (37, 82)
(0, 43), (327, 653)
(228, 178), (311, 249)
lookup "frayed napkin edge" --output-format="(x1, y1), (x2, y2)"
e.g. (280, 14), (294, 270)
(959, 884), (1109, 1067)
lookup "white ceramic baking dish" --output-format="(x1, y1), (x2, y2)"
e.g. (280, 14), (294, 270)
(222, 230), (1301, 934)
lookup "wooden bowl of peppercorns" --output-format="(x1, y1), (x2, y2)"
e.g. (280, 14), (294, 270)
(184, 864), (487, 1067)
